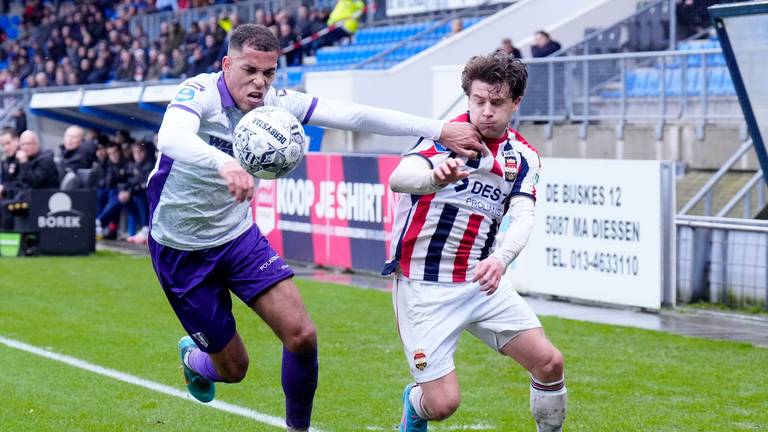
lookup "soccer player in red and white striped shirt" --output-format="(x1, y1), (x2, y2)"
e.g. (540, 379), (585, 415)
(384, 52), (567, 432)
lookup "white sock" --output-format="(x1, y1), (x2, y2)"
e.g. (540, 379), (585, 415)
(408, 385), (430, 420)
(530, 376), (567, 432)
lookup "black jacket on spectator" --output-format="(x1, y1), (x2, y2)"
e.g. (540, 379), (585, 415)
(18, 150), (60, 197)
(60, 144), (96, 174)
(1, 156), (23, 199)
(105, 159), (130, 190)
(531, 41), (562, 58)
(121, 157), (155, 194)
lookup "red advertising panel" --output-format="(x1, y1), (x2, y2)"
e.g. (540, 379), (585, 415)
(252, 153), (401, 272)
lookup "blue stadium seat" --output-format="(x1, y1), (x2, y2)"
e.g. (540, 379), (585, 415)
(707, 67), (725, 96)
(10, 15), (20, 25)
(720, 70), (735, 95)
(626, 70), (648, 97)
(642, 68), (660, 97)
(686, 68), (701, 96)
(665, 69), (682, 96)
(0, 16), (8, 27)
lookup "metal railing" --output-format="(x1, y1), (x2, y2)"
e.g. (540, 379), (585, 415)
(716, 170), (767, 218)
(555, 0), (669, 57)
(676, 215), (768, 309)
(440, 48), (742, 134)
(0, 89), (28, 128)
(679, 139), (754, 216)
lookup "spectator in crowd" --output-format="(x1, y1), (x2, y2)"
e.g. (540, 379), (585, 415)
(676, 0), (718, 39)
(114, 49), (135, 82)
(60, 125), (96, 176)
(96, 142), (131, 240)
(121, 140), (155, 244)
(327, 0), (365, 45)
(88, 57), (111, 83)
(0, 128), (21, 205)
(531, 30), (561, 57)
(12, 110), (27, 137)
(450, 18), (463, 36)
(278, 23), (301, 66)
(168, 48), (187, 78)
(186, 47), (208, 77)
(168, 20), (186, 51)
(498, 38), (522, 59)
(0, 130), (59, 229)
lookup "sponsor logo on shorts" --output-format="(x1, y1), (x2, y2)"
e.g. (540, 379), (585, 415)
(413, 349), (427, 371)
(191, 332), (209, 349)
(260, 254), (280, 271)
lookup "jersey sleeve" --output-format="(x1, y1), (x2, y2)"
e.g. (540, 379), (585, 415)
(166, 79), (218, 119)
(511, 148), (541, 201)
(404, 138), (452, 169)
(269, 88), (318, 125)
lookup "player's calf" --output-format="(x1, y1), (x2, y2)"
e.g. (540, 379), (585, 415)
(530, 375), (567, 432)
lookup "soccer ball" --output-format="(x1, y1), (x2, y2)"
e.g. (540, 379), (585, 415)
(232, 106), (306, 179)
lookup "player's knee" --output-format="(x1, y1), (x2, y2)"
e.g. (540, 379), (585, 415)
(218, 358), (249, 383)
(536, 348), (564, 382)
(428, 394), (461, 420)
(283, 321), (317, 352)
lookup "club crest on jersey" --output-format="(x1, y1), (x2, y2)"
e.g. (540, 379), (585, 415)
(504, 154), (519, 181)
(413, 350), (427, 371)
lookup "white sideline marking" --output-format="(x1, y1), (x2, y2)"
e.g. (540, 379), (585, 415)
(0, 335), (324, 432)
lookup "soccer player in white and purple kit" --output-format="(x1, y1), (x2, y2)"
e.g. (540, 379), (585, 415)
(384, 53), (567, 431)
(149, 24), (484, 432)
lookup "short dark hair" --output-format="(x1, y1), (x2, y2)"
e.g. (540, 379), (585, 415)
(229, 24), (279, 53)
(0, 127), (18, 139)
(461, 52), (528, 101)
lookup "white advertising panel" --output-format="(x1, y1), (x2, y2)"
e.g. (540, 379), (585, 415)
(501, 158), (673, 309)
(386, 0), (508, 16)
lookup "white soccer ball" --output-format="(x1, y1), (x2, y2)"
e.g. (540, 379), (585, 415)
(232, 106), (307, 180)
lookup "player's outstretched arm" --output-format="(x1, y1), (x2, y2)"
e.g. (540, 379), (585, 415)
(389, 156), (468, 195)
(305, 97), (486, 158)
(158, 108), (234, 169)
(473, 196), (535, 295)
(158, 108), (253, 202)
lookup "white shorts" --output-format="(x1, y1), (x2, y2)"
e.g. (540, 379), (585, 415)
(393, 277), (541, 383)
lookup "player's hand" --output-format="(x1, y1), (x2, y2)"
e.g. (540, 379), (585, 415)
(118, 190), (131, 203)
(432, 158), (469, 185)
(438, 122), (486, 159)
(219, 160), (254, 203)
(15, 150), (28, 164)
(473, 256), (505, 296)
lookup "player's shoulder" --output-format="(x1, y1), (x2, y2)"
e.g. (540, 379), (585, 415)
(406, 137), (451, 158)
(172, 73), (218, 101)
(508, 127), (540, 166)
(264, 86), (305, 103)
(177, 72), (218, 92)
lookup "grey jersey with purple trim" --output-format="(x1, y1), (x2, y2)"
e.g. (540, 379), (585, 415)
(148, 72), (318, 250)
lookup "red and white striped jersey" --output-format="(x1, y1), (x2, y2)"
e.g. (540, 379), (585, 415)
(383, 113), (540, 283)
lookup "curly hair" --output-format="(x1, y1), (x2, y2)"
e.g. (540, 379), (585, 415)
(461, 52), (528, 100)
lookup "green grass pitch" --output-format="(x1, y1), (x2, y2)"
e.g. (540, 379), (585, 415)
(0, 253), (766, 431)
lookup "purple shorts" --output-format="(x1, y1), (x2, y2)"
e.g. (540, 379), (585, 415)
(149, 225), (294, 353)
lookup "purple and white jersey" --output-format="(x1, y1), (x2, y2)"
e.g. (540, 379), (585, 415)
(148, 72), (318, 250)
